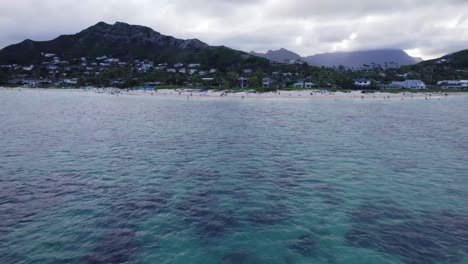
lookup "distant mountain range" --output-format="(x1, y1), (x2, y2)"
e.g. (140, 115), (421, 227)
(250, 48), (302, 63)
(1, 21), (464, 73)
(0, 22), (269, 70)
(250, 48), (423, 68)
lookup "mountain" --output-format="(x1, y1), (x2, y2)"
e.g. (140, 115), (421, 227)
(250, 48), (301, 62)
(413, 57), (424, 63)
(303, 49), (421, 68)
(0, 22), (268, 70)
(420, 49), (468, 67)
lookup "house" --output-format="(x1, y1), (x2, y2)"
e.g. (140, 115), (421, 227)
(23, 79), (41, 87)
(354, 78), (371, 87)
(174, 63), (184, 68)
(437, 80), (468, 88)
(178, 68), (187, 74)
(287, 59), (305, 65)
(209, 69), (217, 74)
(243, 69), (253, 74)
(262, 78), (274, 88)
(63, 78), (78, 85)
(237, 77), (250, 88)
(47, 65), (58, 70)
(189, 69), (198, 75)
(293, 82), (315, 89)
(155, 63), (167, 70)
(188, 63), (201, 68)
(105, 58), (120, 63)
(400, 80), (426, 89)
(167, 68), (177, 73)
(198, 71), (206, 76)
(22, 65), (34, 71)
(383, 80), (426, 89)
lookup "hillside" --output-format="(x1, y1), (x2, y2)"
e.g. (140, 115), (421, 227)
(0, 22), (269, 71)
(303, 49), (420, 68)
(250, 48), (301, 62)
(249, 48), (422, 68)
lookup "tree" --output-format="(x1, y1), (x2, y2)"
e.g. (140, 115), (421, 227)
(191, 75), (203, 88)
(225, 72), (238, 89)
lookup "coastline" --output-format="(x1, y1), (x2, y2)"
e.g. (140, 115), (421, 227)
(1, 87), (467, 101)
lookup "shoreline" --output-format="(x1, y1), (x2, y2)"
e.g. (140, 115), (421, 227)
(1, 87), (467, 101)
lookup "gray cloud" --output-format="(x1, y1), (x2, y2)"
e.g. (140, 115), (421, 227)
(0, 0), (467, 59)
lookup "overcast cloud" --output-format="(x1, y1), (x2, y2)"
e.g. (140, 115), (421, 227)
(0, 0), (467, 59)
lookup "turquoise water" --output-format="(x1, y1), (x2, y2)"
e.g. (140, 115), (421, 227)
(1, 90), (467, 264)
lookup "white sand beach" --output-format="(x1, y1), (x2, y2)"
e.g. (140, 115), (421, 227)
(1, 87), (467, 101)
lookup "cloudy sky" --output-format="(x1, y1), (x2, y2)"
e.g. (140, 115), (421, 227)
(0, 0), (467, 59)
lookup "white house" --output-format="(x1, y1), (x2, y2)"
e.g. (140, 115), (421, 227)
(293, 82), (315, 88)
(385, 80), (426, 89)
(401, 80), (426, 89)
(188, 63), (201, 68)
(23, 79), (40, 87)
(437, 80), (468, 88)
(63, 78), (78, 85)
(354, 78), (371, 87)
(22, 65), (34, 71)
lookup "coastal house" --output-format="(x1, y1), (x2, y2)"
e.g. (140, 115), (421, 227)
(174, 63), (184, 68)
(189, 69), (198, 75)
(237, 77), (250, 88)
(167, 68), (177, 73)
(383, 80), (426, 89)
(23, 79), (41, 87)
(63, 78), (78, 85)
(354, 78), (371, 87)
(179, 68), (187, 74)
(262, 78), (274, 88)
(188, 63), (201, 68)
(400, 80), (426, 89)
(293, 81), (315, 89)
(437, 80), (468, 88)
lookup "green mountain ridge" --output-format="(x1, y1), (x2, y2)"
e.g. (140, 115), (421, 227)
(0, 22), (269, 71)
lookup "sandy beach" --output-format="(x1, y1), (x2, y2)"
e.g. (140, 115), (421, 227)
(1, 87), (467, 101)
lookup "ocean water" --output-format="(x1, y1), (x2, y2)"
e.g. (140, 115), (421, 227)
(1, 90), (467, 264)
